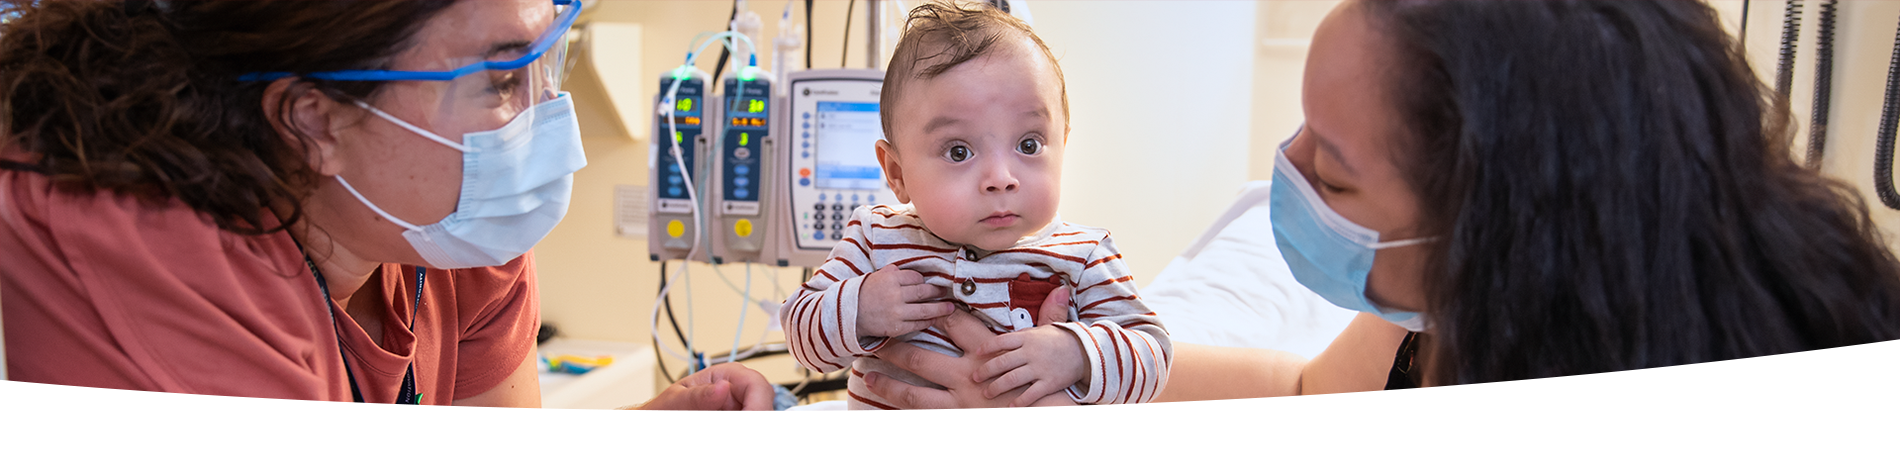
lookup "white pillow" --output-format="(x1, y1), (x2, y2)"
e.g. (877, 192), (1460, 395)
(1139, 180), (1357, 359)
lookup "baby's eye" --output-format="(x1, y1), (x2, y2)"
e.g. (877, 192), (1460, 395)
(944, 145), (971, 162)
(1018, 138), (1042, 155)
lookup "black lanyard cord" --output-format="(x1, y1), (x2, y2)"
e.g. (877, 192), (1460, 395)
(299, 248), (426, 405)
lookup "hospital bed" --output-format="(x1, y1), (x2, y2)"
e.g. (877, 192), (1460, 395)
(785, 180), (1357, 410)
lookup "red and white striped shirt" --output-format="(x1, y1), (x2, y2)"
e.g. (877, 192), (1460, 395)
(781, 204), (1170, 408)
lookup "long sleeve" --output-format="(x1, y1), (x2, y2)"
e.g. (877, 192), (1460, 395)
(1052, 235), (1172, 404)
(780, 208), (885, 373)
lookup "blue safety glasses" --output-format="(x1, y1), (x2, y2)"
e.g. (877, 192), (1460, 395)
(239, 0), (580, 85)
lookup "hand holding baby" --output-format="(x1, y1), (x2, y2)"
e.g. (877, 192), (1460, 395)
(970, 286), (1089, 407)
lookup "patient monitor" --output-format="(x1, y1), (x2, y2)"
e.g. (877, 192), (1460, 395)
(649, 68), (713, 262)
(708, 71), (776, 264)
(771, 69), (893, 268)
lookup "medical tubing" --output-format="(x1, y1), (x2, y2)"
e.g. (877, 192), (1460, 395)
(708, 263), (773, 361)
(708, 1), (740, 92)
(686, 256), (700, 370)
(653, 262), (684, 382)
(806, 0), (815, 69)
(649, 30), (761, 364)
(1806, 0), (1836, 169)
(1740, 0), (1752, 50)
(728, 263), (751, 364)
(1776, 0), (1803, 101)
(841, 0), (855, 68)
(1876, 13), (1900, 210)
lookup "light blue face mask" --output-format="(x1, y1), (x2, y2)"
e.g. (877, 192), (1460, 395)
(336, 94), (588, 269)
(1269, 133), (1433, 332)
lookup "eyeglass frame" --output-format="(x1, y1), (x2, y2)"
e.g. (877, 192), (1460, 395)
(237, 0), (580, 83)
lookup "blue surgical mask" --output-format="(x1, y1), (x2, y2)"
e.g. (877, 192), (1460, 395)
(1269, 134), (1433, 332)
(336, 94), (588, 269)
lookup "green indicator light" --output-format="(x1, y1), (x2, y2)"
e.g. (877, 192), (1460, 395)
(740, 133), (750, 146)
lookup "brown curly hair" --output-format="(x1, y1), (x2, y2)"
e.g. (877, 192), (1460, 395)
(880, 1), (1067, 142)
(0, 0), (457, 234)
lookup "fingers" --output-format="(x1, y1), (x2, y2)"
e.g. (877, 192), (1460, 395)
(864, 371), (956, 410)
(892, 301), (956, 322)
(899, 283), (950, 303)
(875, 340), (966, 388)
(707, 363), (777, 411)
(874, 266), (924, 286)
(984, 366), (1038, 400)
(974, 332), (1025, 358)
(936, 309), (998, 352)
(974, 346), (1027, 383)
(1035, 286), (1074, 327)
(1015, 382), (1074, 408)
(646, 379), (729, 411)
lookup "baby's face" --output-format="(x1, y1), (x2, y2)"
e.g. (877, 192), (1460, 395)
(876, 39), (1067, 251)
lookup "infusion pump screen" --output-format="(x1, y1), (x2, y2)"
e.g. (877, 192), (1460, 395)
(814, 102), (885, 190)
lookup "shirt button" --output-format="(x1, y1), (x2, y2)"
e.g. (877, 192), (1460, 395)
(963, 247), (978, 261)
(960, 279), (976, 296)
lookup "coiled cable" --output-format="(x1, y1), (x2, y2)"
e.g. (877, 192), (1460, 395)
(1806, 0), (1837, 169)
(1776, 0), (1804, 101)
(1875, 11), (1900, 210)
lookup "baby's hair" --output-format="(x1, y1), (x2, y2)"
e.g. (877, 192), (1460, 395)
(879, 1), (1068, 141)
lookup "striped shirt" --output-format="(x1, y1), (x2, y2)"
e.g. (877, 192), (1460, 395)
(781, 204), (1170, 408)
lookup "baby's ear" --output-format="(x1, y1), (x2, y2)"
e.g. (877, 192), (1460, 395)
(875, 139), (910, 203)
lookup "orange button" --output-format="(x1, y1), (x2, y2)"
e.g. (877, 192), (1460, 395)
(799, 168), (812, 177)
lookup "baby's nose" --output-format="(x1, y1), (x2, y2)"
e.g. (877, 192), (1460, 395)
(984, 179), (1019, 193)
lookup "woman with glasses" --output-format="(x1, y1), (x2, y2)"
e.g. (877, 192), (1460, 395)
(0, 0), (772, 409)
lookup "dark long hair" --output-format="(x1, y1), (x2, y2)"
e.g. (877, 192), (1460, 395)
(0, 0), (454, 234)
(1362, 0), (1900, 385)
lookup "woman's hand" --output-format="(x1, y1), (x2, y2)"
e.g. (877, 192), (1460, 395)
(863, 288), (1080, 408)
(635, 363), (776, 411)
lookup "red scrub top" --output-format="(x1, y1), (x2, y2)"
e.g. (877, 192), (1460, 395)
(0, 169), (539, 404)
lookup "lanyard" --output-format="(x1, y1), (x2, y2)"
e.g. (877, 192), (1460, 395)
(301, 252), (426, 405)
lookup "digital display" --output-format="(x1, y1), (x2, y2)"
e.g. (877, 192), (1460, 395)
(729, 117), (766, 127)
(746, 98), (765, 113)
(814, 101), (884, 190)
(676, 98), (695, 112)
(666, 116), (700, 125)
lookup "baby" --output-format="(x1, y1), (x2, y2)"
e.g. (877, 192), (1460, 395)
(780, 2), (1169, 409)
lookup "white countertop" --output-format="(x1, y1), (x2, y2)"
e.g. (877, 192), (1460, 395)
(536, 338), (657, 410)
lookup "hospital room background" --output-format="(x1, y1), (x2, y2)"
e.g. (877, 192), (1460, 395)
(522, 1), (1900, 408)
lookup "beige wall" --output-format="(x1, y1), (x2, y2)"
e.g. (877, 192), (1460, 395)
(539, 1), (1900, 377)
(537, 1), (1261, 378)
(1713, 0), (1900, 254)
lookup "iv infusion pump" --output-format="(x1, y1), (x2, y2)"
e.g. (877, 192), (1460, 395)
(708, 72), (775, 264)
(649, 69), (711, 262)
(772, 69), (893, 268)
(648, 67), (892, 268)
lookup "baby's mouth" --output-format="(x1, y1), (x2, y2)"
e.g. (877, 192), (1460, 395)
(980, 212), (1019, 227)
